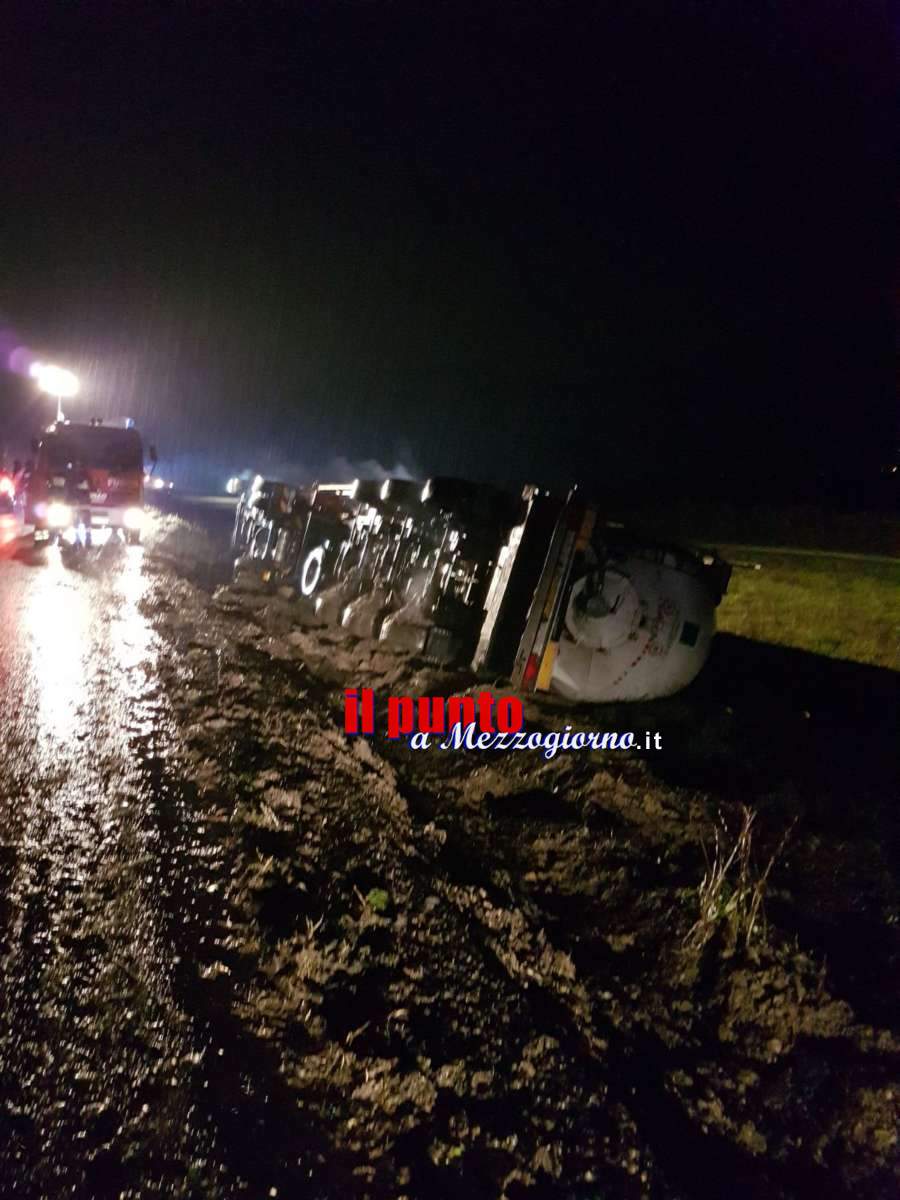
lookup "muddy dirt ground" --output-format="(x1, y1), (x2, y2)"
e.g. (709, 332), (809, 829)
(130, 518), (900, 1199)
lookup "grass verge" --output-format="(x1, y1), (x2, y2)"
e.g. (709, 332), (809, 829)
(715, 547), (900, 670)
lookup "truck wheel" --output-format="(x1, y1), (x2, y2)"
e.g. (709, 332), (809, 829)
(249, 524), (268, 559)
(299, 546), (325, 596)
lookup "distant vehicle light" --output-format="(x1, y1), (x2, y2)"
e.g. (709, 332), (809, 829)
(47, 501), (72, 528)
(226, 476), (243, 495)
(153, 477), (166, 490)
(124, 507), (144, 531)
(0, 476), (13, 496)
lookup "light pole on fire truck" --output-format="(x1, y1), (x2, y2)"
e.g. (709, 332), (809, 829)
(30, 362), (80, 423)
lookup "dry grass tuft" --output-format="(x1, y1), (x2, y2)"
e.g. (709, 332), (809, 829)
(685, 806), (795, 954)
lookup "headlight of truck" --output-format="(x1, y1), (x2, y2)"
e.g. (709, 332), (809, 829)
(47, 502), (72, 528)
(124, 507), (145, 531)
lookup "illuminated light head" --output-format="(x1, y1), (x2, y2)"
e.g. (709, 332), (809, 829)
(31, 363), (80, 398)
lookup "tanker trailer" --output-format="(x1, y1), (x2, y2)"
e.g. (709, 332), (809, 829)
(232, 473), (730, 700)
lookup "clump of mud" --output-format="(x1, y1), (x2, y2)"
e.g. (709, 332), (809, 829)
(142, 570), (900, 1198)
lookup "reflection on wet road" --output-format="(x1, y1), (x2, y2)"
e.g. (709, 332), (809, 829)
(0, 515), (20, 549)
(0, 539), (233, 1196)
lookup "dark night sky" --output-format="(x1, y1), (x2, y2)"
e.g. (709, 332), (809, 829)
(1, 1), (896, 500)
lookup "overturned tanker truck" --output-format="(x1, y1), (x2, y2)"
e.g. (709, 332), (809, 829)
(231, 475), (731, 702)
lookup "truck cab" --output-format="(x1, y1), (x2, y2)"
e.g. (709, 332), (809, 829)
(27, 420), (154, 545)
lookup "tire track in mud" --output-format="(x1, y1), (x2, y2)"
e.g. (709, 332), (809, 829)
(127, 744), (348, 1199)
(116, 569), (362, 1197)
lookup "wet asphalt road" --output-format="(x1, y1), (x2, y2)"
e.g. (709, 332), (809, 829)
(0, 522), (275, 1197)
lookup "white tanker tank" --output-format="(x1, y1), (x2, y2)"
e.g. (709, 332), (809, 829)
(549, 541), (723, 701)
(477, 495), (731, 702)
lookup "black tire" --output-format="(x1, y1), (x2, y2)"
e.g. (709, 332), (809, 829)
(248, 524), (268, 559)
(298, 546), (326, 597)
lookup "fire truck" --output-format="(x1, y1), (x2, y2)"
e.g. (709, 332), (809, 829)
(27, 419), (157, 547)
